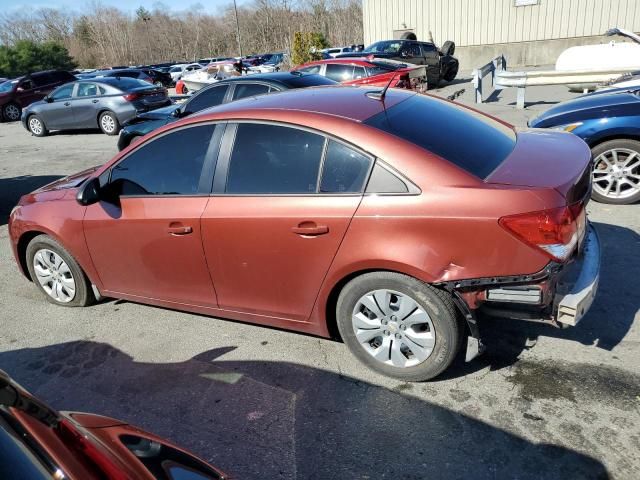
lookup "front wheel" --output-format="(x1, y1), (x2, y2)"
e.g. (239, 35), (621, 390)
(336, 272), (461, 381)
(591, 139), (640, 204)
(99, 111), (120, 135)
(27, 114), (48, 137)
(25, 235), (95, 307)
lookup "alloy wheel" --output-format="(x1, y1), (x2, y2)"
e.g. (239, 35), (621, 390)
(4, 104), (20, 121)
(351, 289), (436, 368)
(29, 117), (43, 135)
(593, 148), (640, 200)
(33, 249), (76, 303)
(101, 114), (116, 133)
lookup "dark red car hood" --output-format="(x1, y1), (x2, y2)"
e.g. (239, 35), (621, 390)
(34, 166), (99, 193)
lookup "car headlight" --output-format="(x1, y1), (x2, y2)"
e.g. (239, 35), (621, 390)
(551, 122), (583, 132)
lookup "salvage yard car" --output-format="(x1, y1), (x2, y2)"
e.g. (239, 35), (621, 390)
(22, 78), (171, 137)
(293, 57), (427, 89)
(0, 369), (227, 479)
(8, 86), (600, 381)
(338, 38), (458, 86)
(529, 89), (640, 204)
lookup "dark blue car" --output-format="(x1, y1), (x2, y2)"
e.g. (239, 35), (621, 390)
(529, 89), (640, 204)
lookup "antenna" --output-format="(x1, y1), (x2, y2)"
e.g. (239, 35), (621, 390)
(366, 71), (401, 101)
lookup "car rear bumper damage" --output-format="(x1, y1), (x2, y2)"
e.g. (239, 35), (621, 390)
(440, 223), (600, 361)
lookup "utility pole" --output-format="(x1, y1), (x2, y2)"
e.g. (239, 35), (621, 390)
(233, 0), (243, 57)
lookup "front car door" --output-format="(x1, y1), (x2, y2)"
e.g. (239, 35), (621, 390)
(38, 83), (76, 130)
(200, 122), (373, 321)
(83, 123), (222, 306)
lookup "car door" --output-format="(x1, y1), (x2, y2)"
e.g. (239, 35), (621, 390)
(38, 83), (76, 129)
(71, 82), (101, 128)
(15, 78), (40, 107)
(200, 122), (372, 321)
(83, 123), (222, 306)
(419, 42), (441, 84)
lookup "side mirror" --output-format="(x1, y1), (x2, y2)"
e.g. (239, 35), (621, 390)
(76, 177), (101, 206)
(171, 107), (182, 118)
(44, 96), (53, 103)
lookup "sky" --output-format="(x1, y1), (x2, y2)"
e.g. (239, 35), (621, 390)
(0, 0), (245, 14)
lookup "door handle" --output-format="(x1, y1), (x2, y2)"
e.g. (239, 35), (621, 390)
(167, 224), (193, 235)
(64, 102), (71, 106)
(291, 222), (329, 236)
(92, 99), (99, 103)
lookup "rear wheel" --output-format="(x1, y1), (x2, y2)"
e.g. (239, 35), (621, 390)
(26, 235), (95, 307)
(591, 139), (640, 204)
(336, 272), (461, 381)
(27, 114), (48, 137)
(3, 102), (21, 122)
(99, 111), (120, 135)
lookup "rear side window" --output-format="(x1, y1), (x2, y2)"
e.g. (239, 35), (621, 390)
(298, 65), (321, 75)
(353, 66), (366, 79)
(364, 94), (516, 179)
(232, 83), (270, 100)
(226, 123), (324, 194)
(320, 140), (371, 193)
(325, 64), (353, 81)
(110, 124), (215, 195)
(184, 85), (228, 113)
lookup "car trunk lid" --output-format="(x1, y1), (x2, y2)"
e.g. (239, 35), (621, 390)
(486, 129), (592, 204)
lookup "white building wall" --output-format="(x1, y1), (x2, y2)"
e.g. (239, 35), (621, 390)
(363, 0), (640, 47)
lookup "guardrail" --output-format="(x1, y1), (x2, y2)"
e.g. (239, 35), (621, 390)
(471, 55), (507, 104)
(494, 67), (640, 109)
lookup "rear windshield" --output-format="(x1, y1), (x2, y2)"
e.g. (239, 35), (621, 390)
(364, 94), (516, 179)
(98, 77), (151, 91)
(281, 74), (337, 88)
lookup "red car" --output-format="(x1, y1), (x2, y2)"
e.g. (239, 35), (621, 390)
(0, 370), (227, 479)
(8, 86), (600, 381)
(293, 57), (426, 89)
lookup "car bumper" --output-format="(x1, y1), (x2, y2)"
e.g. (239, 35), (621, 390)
(554, 224), (600, 326)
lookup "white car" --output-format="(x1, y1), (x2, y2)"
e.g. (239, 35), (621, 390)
(168, 63), (202, 82)
(321, 47), (353, 58)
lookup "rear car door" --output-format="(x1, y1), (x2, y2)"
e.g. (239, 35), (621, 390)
(200, 123), (372, 321)
(39, 83), (76, 129)
(83, 124), (222, 306)
(71, 82), (101, 127)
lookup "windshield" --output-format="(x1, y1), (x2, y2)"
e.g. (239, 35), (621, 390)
(364, 41), (404, 54)
(170, 67), (182, 72)
(364, 94), (516, 179)
(0, 410), (51, 480)
(0, 80), (17, 93)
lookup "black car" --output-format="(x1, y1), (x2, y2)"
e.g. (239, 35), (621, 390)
(117, 72), (337, 150)
(80, 69), (154, 84)
(140, 68), (173, 87)
(338, 39), (458, 86)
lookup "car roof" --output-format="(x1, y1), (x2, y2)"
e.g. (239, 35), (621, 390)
(194, 85), (414, 123)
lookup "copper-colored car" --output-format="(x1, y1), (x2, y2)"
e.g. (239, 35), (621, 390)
(0, 370), (227, 479)
(8, 86), (600, 380)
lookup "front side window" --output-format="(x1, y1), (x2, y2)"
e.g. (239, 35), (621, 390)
(226, 123), (324, 194)
(51, 84), (73, 100)
(232, 83), (270, 101)
(320, 140), (372, 193)
(110, 124), (215, 195)
(184, 85), (228, 114)
(325, 64), (353, 82)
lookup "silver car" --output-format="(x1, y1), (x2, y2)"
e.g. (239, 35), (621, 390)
(21, 78), (171, 137)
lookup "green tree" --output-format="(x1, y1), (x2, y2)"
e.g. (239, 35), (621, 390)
(291, 31), (330, 66)
(0, 40), (76, 78)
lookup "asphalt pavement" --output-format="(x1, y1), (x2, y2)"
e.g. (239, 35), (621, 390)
(0, 80), (638, 479)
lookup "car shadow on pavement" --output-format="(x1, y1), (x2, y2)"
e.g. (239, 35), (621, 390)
(0, 341), (609, 480)
(0, 175), (63, 225)
(448, 221), (639, 374)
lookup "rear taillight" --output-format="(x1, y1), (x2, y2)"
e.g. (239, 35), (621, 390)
(499, 203), (585, 262)
(123, 93), (139, 102)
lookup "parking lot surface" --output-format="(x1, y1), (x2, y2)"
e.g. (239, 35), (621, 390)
(1, 82), (639, 479)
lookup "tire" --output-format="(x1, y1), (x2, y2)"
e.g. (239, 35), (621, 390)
(591, 139), (640, 204)
(3, 102), (21, 122)
(99, 111), (120, 135)
(27, 114), (48, 137)
(25, 235), (95, 307)
(400, 31), (417, 40)
(336, 272), (462, 381)
(443, 62), (459, 82)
